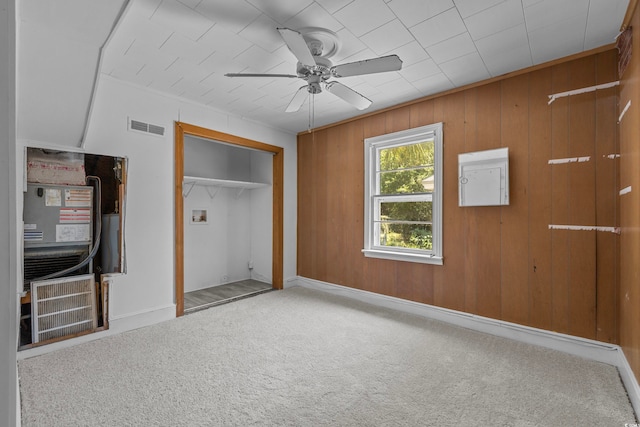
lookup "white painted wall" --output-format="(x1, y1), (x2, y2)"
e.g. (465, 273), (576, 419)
(250, 151), (273, 284)
(182, 136), (272, 291)
(80, 75), (296, 324)
(0, 0), (18, 425)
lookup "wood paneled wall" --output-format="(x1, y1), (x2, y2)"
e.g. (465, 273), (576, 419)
(619, 3), (640, 383)
(298, 49), (620, 343)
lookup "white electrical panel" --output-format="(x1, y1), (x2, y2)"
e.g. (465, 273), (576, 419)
(458, 147), (509, 207)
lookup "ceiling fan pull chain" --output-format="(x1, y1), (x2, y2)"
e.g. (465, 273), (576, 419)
(308, 92), (315, 133)
(308, 93), (311, 133)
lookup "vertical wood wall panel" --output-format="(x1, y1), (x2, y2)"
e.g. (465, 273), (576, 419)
(345, 122), (365, 289)
(619, 3), (640, 382)
(500, 74), (531, 326)
(386, 105), (411, 133)
(473, 82), (503, 320)
(435, 93), (467, 312)
(297, 132), (313, 277)
(409, 100), (435, 129)
(314, 132), (328, 280)
(325, 126), (351, 287)
(550, 62), (572, 334)
(595, 49), (619, 343)
(463, 89), (479, 314)
(297, 50), (619, 342)
(568, 56), (597, 339)
(527, 68), (553, 331)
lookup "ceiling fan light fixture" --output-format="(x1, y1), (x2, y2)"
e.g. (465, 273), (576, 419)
(308, 81), (322, 94)
(298, 27), (341, 59)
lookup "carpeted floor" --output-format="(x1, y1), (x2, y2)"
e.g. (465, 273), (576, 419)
(18, 286), (636, 426)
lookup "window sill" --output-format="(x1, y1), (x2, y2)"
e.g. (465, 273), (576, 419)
(362, 249), (443, 265)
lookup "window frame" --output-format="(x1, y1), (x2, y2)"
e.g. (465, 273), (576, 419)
(362, 122), (443, 265)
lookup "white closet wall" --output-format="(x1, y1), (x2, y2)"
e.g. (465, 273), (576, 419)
(183, 136), (272, 292)
(249, 150), (273, 284)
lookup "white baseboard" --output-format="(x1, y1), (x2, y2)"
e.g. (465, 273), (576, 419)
(291, 276), (640, 417)
(18, 303), (176, 360)
(618, 348), (640, 419)
(108, 303), (176, 332)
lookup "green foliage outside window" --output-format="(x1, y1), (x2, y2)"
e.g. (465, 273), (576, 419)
(378, 141), (434, 250)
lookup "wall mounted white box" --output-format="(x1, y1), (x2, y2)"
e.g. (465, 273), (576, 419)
(458, 147), (509, 207)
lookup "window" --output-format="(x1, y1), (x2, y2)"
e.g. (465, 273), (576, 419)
(363, 123), (443, 265)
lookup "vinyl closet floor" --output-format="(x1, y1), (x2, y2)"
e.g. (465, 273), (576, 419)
(184, 279), (272, 313)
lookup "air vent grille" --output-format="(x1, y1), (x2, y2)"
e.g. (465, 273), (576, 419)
(23, 247), (89, 288)
(130, 119), (148, 132)
(148, 124), (165, 136)
(128, 118), (165, 137)
(31, 274), (97, 343)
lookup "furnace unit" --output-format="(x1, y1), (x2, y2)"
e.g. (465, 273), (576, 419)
(23, 182), (99, 344)
(23, 183), (94, 286)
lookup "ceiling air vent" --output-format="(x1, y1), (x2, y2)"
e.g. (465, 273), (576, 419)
(128, 118), (165, 137)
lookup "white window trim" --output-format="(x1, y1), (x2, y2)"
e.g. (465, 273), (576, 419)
(362, 123), (443, 265)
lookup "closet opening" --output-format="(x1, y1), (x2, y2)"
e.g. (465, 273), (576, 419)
(174, 122), (283, 316)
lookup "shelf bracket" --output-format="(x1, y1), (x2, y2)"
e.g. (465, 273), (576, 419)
(182, 181), (196, 198)
(205, 186), (219, 199)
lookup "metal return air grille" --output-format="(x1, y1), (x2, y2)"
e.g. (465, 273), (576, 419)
(31, 274), (97, 343)
(128, 118), (165, 136)
(23, 248), (88, 289)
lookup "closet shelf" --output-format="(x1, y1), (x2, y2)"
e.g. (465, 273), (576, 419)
(183, 176), (270, 198)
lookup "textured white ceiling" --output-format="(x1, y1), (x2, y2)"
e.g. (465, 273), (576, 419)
(17, 0), (630, 141)
(17, 1), (128, 146)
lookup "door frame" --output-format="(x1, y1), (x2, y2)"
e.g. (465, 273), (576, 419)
(174, 122), (284, 317)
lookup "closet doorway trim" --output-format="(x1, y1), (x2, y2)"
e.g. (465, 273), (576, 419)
(174, 122), (284, 317)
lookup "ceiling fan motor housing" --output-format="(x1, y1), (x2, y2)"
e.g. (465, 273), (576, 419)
(297, 55), (333, 79)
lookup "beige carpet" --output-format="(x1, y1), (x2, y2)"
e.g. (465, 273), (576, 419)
(19, 286), (636, 426)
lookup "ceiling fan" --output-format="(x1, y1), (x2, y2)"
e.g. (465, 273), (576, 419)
(225, 27), (403, 113)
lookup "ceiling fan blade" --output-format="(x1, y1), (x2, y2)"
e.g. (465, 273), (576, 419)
(324, 81), (372, 110)
(225, 73), (298, 78)
(331, 54), (403, 78)
(285, 86), (309, 113)
(277, 28), (316, 67)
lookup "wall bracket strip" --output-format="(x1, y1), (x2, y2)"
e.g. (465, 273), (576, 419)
(548, 156), (590, 165)
(548, 224), (621, 234)
(618, 100), (631, 123)
(547, 81), (620, 105)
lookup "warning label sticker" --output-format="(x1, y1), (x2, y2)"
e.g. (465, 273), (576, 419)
(65, 188), (92, 207)
(59, 208), (91, 223)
